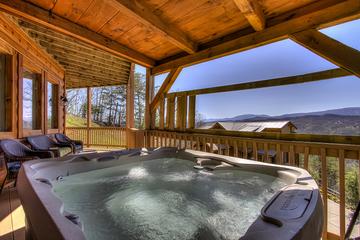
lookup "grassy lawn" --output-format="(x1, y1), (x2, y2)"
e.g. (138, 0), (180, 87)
(66, 114), (100, 127)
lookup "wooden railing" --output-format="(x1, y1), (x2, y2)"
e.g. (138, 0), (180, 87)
(145, 129), (360, 240)
(66, 127), (127, 148)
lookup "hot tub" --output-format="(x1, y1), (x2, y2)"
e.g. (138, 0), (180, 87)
(17, 148), (323, 240)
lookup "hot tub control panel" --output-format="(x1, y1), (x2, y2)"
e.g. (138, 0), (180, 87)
(261, 185), (313, 227)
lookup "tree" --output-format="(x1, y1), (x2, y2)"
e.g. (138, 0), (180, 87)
(345, 168), (359, 209)
(134, 72), (146, 129)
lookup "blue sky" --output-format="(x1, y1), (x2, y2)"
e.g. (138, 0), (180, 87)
(135, 20), (360, 119)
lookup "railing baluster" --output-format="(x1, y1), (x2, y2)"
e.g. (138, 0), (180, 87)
(210, 137), (214, 153)
(304, 146), (309, 170)
(202, 137), (206, 152)
(217, 138), (221, 155)
(234, 139), (238, 157)
(339, 149), (345, 239)
(243, 141), (248, 159)
(264, 142), (269, 162)
(289, 145), (295, 166)
(275, 144), (281, 164)
(253, 142), (258, 161)
(196, 136), (200, 151)
(225, 139), (230, 156)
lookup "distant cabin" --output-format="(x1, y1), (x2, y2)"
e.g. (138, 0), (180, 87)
(198, 121), (297, 134)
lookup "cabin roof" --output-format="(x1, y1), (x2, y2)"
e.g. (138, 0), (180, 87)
(199, 121), (297, 132)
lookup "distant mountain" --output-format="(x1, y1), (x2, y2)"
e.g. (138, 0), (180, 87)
(205, 107), (360, 122)
(205, 114), (269, 123)
(203, 107), (360, 135)
(277, 107), (360, 118)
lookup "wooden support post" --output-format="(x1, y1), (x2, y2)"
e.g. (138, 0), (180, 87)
(17, 53), (23, 138)
(86, 86), (91, 147)
(176, 94), (187, 130)
(43, 71), (48, 134)
(159, 96), (165, 129)
(150, 67), (182, 111)
(166, 95), (175, 130)
(188, 95), (196, 129)
(145, 68), (154, 130)
(126, 63), (135, 129)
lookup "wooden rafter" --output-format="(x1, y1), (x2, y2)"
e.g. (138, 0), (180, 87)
(0, 13), (64, 78)
(152, 0), (360, 74)
(65, 70), (128, 82)
(150, 67), (182, 111)
(290, 29), (360, 78)
(112, 0), (197, 54)
(166, 68), (351, 97)
(20, 24), (131, 67)
(0, 0), (155, 67)
(233, 0), (265, 31)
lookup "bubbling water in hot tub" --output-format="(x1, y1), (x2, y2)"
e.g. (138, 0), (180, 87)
(52, 158), (287, 240)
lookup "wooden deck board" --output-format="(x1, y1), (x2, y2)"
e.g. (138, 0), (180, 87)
(0, 182), (25, 240)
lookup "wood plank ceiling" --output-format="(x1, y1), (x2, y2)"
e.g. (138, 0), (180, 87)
(2, 0), (358, 87)
(17, 19), (131, 88)
(14, 0), (322, 61)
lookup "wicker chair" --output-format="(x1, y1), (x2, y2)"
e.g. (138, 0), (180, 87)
(26, 135), (73, 158)
(54, 133), (83, 153)
(0, 139), (54, 189)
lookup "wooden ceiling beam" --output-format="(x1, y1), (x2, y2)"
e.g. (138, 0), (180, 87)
(166, 68), (351, 97)
(290, 29), (360, 78)
(56, 59), (129, 76)
(153, 0), (360, 74)
(0, 0), (155, 67)
(63, 67), (129, 80)
(150, 67), (182, 111)
(65, 69), (128, 82)
(233, 0), (265, 31)
(113, 0), (197, 54)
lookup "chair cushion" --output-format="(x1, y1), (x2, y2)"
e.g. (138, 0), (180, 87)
(59, 147), (72, 157)
(7, 162), (21, 172)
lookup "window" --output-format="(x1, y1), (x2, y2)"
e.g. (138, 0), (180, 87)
(47, 82), (59, 129)
(22, 70), (41, 130)
(0, 54), (10, 132)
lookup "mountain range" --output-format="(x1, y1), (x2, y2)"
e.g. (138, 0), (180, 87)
(204, 107), (360, 135)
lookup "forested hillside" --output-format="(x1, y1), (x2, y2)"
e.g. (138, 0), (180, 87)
(66, 72), (146, 128)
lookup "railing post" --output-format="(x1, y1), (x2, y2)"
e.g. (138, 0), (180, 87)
(86, 87), (91, 148)
(188, 95), (196, 129)
(126, 63), (135, 129)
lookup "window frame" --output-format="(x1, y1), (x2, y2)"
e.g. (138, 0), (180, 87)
(46, 73), (60, 133)
(20, 58), (44, 137)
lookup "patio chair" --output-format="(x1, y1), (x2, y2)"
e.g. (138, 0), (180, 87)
(0, 139), (54, 189)
(54, 133), (83, 153)
(26, 135), (73, 158)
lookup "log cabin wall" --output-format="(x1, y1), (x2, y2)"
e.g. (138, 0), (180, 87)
(0, 13), (65, 140)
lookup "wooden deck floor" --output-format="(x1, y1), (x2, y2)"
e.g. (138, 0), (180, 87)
(0, 182), (25, 240)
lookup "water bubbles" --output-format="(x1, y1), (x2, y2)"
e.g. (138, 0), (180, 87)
(52, 158), (286, 240)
